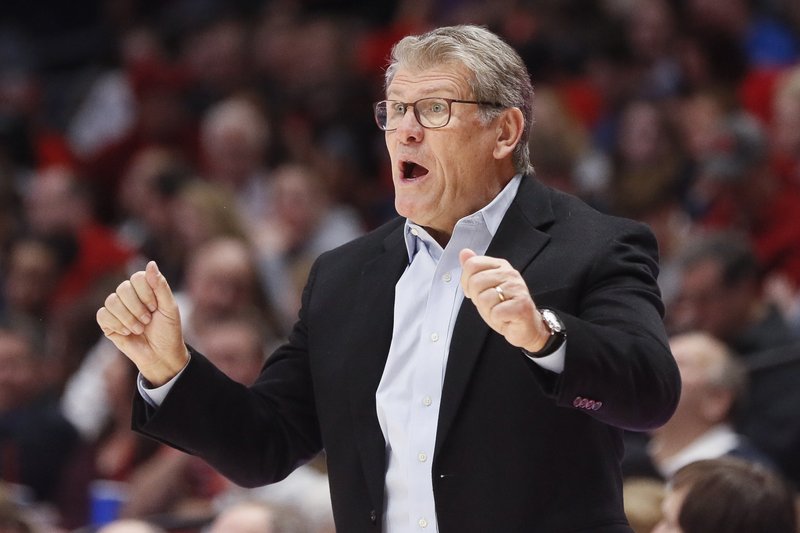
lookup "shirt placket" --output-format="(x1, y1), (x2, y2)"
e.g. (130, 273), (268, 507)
(405, 249), (457, 531)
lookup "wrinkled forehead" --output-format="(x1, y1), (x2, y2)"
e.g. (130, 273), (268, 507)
(386, 63), (474, 99)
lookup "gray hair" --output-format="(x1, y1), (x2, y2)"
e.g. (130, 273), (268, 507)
(385, 25), (534, 175)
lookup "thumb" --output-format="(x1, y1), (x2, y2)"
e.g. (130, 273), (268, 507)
(459, 248), (478, 299)
(144, 261), (179, 319)
(459, 248), (477, 267)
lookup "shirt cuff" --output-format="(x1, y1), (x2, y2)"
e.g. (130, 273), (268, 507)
(524, 340), (566, 374)
(136, 356), (190, 407)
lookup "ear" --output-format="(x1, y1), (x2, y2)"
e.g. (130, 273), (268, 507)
(493, 107), (525, 161)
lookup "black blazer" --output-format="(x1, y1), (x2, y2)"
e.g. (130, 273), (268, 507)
(134, 176), (680, 532)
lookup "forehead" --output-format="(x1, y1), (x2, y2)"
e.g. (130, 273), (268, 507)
(672, 344), (711, 376)
(387, 64), (472, 99)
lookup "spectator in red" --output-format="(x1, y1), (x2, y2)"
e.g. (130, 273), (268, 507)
(0, 326), (78, 508)
(23, 165), (134, 315)
(22, 165), (135, 385)
(0, 235), (61, 344)
(79, 58), (197, 223)
(696, 113), (800, 290)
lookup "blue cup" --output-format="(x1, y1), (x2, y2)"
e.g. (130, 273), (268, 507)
(89, 480), (129, 526)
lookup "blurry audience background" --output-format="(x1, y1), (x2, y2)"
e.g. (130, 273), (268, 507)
(1, 0), (800, 531)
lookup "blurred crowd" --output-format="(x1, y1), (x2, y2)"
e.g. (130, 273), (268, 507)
(1, 0), (800, 531)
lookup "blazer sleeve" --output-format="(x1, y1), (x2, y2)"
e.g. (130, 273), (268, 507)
(131, 264), (324, 488)
(536, 221), (681, 431)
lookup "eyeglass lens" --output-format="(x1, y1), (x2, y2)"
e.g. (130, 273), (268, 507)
(375, 98), (452, 130)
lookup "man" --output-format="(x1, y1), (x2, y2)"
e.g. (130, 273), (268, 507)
(97, 25), (680, 532)
(669, 232), (796, 355)
(644, 332), (771, 478)
(0, 327), (78, 506)
(666, 232), (800, 486)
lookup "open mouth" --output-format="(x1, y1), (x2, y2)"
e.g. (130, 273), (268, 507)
(401, 160), (429, 181)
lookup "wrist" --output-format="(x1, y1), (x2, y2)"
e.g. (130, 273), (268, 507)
(140, 346), (190, 387)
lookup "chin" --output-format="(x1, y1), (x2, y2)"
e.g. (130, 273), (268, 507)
(394, 199), (420, 221)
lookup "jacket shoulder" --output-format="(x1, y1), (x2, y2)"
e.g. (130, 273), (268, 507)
(315, 217), (405, 265)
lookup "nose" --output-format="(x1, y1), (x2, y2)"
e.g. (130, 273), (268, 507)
(395, 106), (424, 144)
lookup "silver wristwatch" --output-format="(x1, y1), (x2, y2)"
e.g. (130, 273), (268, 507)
(525, 308), (566, 358)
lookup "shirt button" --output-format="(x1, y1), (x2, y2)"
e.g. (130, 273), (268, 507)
(418, 518), (428, 528)
(442, 271), (452, 282)
(418, 452), (427, 462)
(410, 228), (419, 236)
(430, 332), (439, 342)
(422, 396), (432, 406)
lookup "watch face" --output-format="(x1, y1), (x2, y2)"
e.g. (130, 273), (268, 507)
(542, 309), (564, 334)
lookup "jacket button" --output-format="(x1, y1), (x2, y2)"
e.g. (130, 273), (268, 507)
(370, 510), (377, 523)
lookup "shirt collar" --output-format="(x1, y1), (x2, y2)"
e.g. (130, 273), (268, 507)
(403, 174), (522, 262)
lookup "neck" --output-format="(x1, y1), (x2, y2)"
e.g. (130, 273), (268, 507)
(426, 170), (518, 248)
(427, 227), (452, 248)
(650, 422), (716, 464)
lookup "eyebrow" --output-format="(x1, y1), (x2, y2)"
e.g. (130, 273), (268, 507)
(387, 85), (462, 100)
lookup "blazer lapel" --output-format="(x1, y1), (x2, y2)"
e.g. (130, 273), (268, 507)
(435, 177), (555, 457)
(346, 222), (408, 511)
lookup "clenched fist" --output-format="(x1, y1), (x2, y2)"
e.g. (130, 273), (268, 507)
(96, 261), (189, 386)
(459, 248), (550, 353)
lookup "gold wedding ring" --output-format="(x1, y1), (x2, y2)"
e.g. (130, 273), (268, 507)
(495, 286), (506, 303)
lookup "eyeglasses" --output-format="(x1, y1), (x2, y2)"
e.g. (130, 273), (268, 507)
(373, 97), (504, 131)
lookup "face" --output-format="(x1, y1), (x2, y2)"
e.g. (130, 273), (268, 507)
(4, 240), (58, 312)
(0, 333), (38, 412)
(655, 336), (715, 434)
(199, 324), (264, 385)
(678, 94), (724, 160)
(187, 242), (256, 322)
(618, 101), (663, 165)
(205, 124), (262, 186)
(629, 0), (673, 60)
(652, 486), (687, 533)
(25, 169), (84, 235)
(385, 64), (513, 241)
(670, 259), (752, 341)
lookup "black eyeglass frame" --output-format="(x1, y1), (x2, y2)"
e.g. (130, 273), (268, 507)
(373, 97), (505, 131)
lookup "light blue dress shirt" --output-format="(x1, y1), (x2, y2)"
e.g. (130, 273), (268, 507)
(375, 174), (565, 532)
